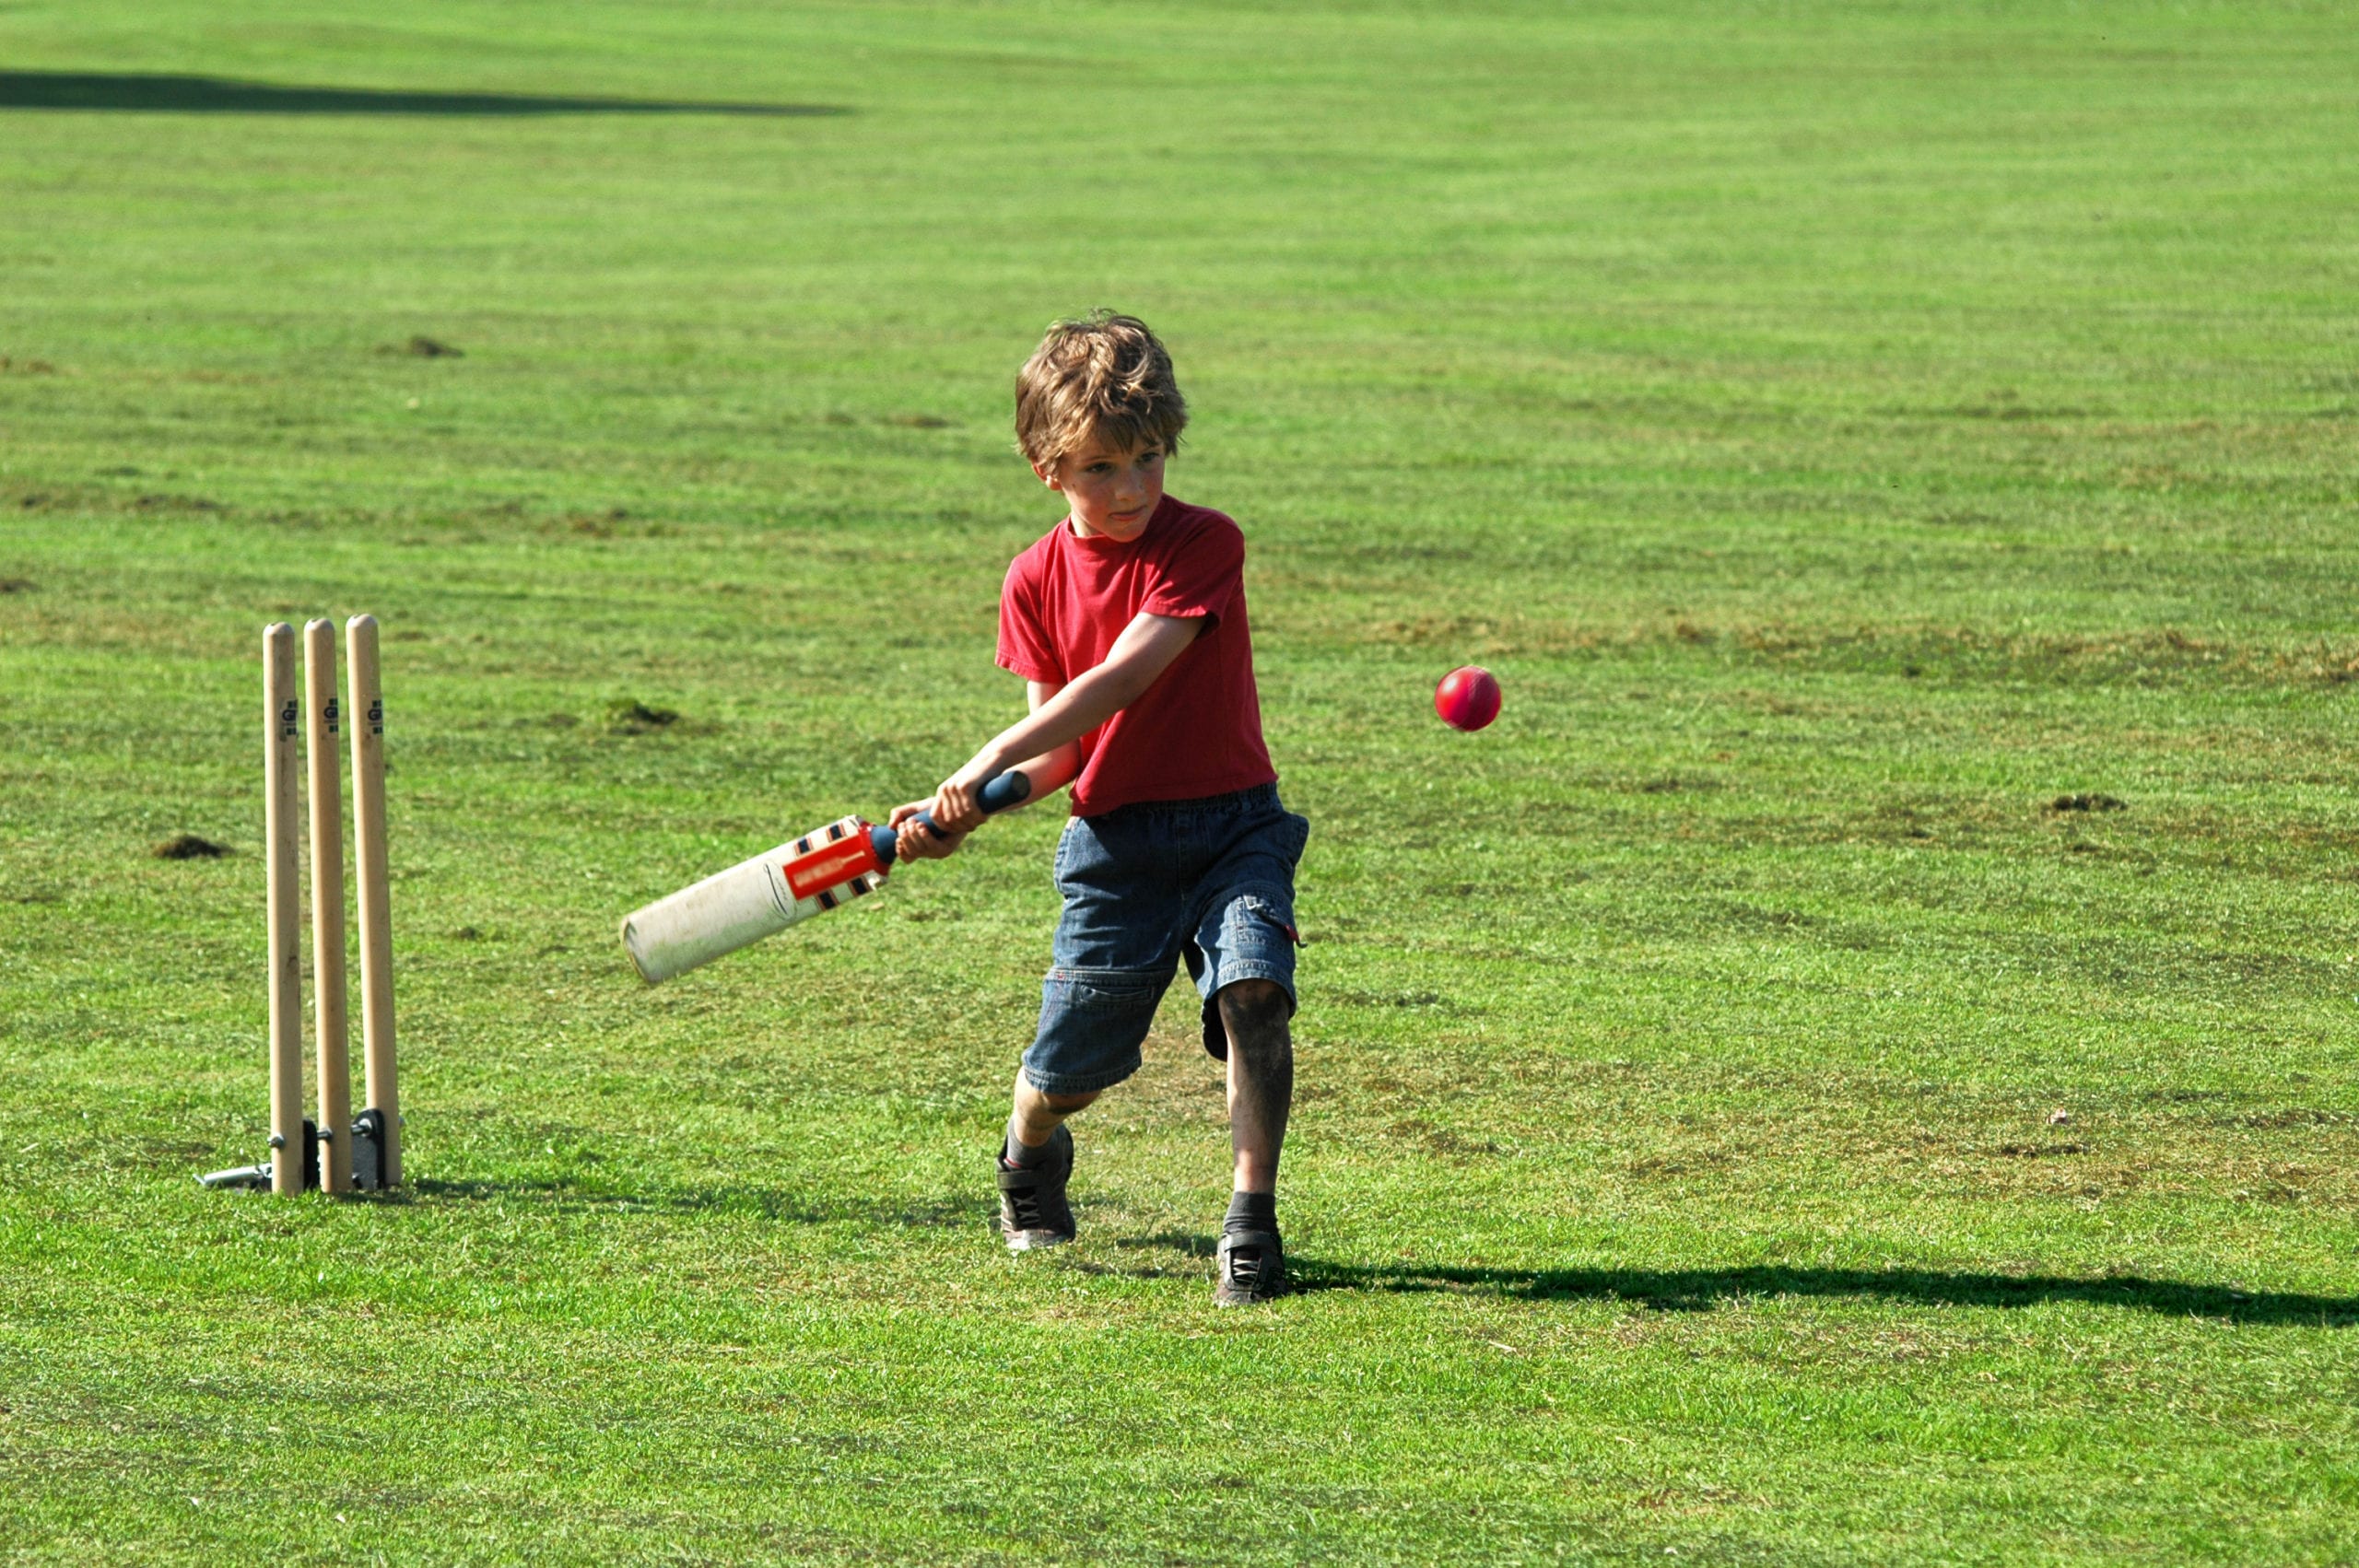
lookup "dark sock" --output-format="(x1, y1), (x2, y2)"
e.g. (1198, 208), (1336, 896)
(1003, 1115), (1053, 1168)
(1224, 1190), (1277, 1237)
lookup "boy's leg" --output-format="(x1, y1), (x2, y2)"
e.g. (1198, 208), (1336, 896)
(1217, 979), (1292, 1192)
(1003, 807), (1176, 1251)
(1181, 793), (1309, 1305)
(1003, 966), (1161, 1253)
(996, 1069), (1095, 1251)
(1007, 1070), (1099, 1153)
(1214, 977), (1294, 1306)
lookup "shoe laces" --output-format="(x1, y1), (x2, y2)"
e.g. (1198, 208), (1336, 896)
(1007, 1188), (1044, 1230)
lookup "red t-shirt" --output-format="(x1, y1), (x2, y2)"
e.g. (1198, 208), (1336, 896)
(997, 494), (1276, 816)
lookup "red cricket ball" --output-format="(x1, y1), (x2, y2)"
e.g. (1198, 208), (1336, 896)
(1434, 665), (1501, 731)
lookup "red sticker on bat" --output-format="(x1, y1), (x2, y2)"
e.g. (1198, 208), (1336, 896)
(783, 836), (879, 901)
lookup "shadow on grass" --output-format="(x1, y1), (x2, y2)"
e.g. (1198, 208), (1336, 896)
(0, 70), (845, 117)
(400, 1176), (984, 1229)
(334, 1196), (2355, 1326)
(1288, 1259), (2359, 1327)
(1115, 1230), (1216, 1258)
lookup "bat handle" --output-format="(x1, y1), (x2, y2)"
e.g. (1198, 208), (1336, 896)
(869, 768), (1032, 868)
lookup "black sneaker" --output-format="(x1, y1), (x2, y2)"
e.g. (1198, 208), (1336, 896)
(996, 1124), (1075, 1251)
(1214, 1227), (1285, 1306)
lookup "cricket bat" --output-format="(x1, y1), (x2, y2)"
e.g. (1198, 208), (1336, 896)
(619, 769), (1032, 984)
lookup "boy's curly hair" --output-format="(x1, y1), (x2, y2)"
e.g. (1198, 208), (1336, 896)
(1014, 311), (1188, 470)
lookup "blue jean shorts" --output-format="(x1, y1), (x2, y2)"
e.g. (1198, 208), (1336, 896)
(1022, 783), (1309, 1096)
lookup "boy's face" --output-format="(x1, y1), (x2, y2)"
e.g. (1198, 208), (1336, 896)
(1037, 434), (1165, 543)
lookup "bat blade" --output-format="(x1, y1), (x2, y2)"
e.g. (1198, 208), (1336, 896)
(621, 815), (886, 985)
(619, 769), (1033, 986)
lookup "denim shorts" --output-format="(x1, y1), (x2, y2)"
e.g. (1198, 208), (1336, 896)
(1022, 783), (1309, 1096)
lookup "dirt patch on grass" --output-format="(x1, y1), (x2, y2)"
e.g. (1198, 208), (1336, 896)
(1107, 1027), (1226, 1131)
(605, 698), (679, 732)
(1633, 1481), (1754, 1516)
(1388, 1118), (1502, 1156)
(383, 335), (464, 358)
(132, 493), (226, 515)
(2048, 792), (2127, 813)
(1362, 612), (1608, 658)
(1330, 988), (1449, 1009)
(151, 834), (229, 860)
(1354, 614), (2359, 687)
(552, 509), (674, 540)
(1623, 1150), (1734, 1179)
(2207, 1107), (2355, 1130)
(1929, 400), (2098, 422)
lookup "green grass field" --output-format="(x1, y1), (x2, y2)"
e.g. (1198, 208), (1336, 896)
(5, 1), (2357, 1561)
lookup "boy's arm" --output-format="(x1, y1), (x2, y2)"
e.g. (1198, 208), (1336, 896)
(892, 610), (1201, 853)
(943, 611), (1200, 820)
(1003, 681), (1085, 800)
(887, 681), (1080, 860)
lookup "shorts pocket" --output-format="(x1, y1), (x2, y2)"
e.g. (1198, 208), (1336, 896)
(1041, 965), (1170, 1018)
(1235, 892), (1301, 947)
(1278, 811), (1310, 866)
(1027, 964), (1173, 1091)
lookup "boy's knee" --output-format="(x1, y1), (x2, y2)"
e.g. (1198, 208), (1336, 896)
(1018, 1075), (1102, 1116)
(1216, 979), (1292, 1047)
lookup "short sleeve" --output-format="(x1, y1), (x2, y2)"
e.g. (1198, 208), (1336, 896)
(1138, 513), (1243, 627)
(996, 549), (1062, 683)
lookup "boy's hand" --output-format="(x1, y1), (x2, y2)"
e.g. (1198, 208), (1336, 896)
(928, 755), (1003, 837)
(888, 800), (966, 862)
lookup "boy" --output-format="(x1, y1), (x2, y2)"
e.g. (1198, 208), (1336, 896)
(890, 311), (1308, 1307)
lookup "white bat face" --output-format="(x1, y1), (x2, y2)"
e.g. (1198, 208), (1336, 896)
(621, 815), (886, 984)
(619, 769), (1032, 985)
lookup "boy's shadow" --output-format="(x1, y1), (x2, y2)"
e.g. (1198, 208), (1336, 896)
(397, 1176), (981, 1230)
(0, 70), (844, 118)
(1115, 1236), (2358, 1326)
